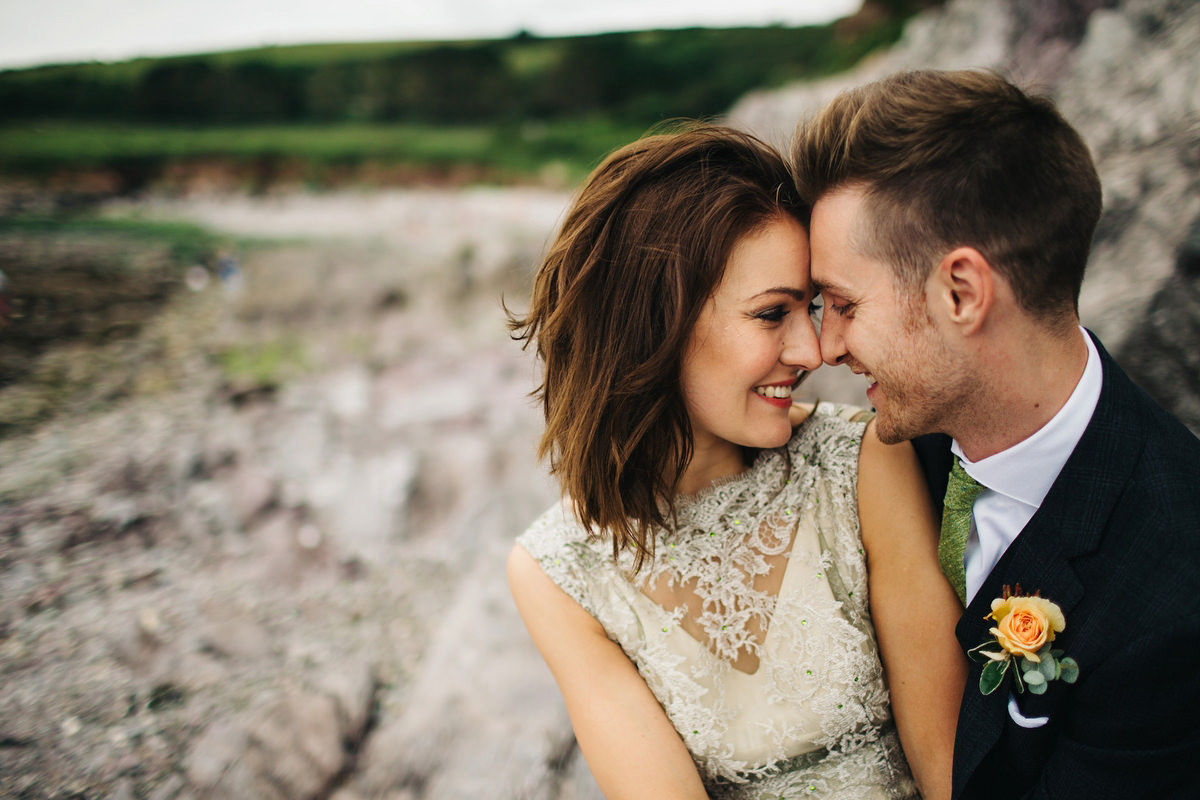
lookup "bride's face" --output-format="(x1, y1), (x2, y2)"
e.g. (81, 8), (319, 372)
(680, 215), (821, 472)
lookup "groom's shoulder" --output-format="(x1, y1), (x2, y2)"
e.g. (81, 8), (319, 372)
(1107, 363), (1200, 490)
(1090, 344), (1200, 480)
(1090, 381), (1200, 588)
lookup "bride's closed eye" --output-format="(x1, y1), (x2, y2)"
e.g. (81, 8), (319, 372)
(752, 305), (790, 324)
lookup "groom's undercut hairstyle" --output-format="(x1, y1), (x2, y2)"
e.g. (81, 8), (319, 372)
(509, 123), (806, 568)
(791, 68), (1102, 326)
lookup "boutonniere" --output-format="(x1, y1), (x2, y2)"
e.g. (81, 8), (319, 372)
(967, 585), (1079, 695)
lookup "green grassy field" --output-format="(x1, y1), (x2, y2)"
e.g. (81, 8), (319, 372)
(0, 117), (653, 185)
(0, 213), (238, 261)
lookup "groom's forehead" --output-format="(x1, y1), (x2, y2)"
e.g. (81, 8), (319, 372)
(808, 225), (859, 296)
(810, 187), (865, 249)
(811, 274), (853, 297)
(809, 189), (889, 293)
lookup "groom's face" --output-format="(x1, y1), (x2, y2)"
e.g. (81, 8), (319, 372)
(809, 187), (966, 443)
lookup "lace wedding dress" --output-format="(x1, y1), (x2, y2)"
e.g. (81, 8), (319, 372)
(517, 404), (918, 799)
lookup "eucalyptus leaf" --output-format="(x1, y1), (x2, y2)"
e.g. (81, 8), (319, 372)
(980, 659), (1008, 695)
(1028, 678), (1048, 695)
(1059, 657), (1080, 684)
(1024, 669), (1046, 686)
(1038, 654), (1058, 681)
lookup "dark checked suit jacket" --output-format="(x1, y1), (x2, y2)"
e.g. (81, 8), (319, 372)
(912, 333), (1200, 799)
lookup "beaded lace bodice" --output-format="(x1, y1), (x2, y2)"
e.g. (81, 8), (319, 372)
(518, 404), (917, 799)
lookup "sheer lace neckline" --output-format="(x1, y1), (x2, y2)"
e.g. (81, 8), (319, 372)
(638, 411), (825, 674)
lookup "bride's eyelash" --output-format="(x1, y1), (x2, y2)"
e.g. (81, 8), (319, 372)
(753, 305), (789, 323)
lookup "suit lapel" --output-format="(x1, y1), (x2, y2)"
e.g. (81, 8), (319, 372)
(952, 336), (1146, 795)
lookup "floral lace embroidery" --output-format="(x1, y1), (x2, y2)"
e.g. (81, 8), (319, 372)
(518, 404), (917, 799)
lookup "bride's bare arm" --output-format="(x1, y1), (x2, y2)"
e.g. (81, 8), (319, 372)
(507, 544), (709, 800)
(857, 420), (966, 800)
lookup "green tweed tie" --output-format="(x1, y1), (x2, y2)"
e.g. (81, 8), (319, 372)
(939, 458), (984, 605)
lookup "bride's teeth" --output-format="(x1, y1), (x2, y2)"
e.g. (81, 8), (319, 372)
(756, 385), (791, 399)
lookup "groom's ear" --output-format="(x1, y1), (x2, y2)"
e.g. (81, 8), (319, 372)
(931, 246), (993, 335)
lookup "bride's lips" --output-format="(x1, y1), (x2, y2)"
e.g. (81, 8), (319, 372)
(754, 380), (794, 409)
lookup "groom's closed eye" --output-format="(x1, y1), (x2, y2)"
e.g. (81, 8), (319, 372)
(814, 293), (855, 318)
(828, 300), (856, 316)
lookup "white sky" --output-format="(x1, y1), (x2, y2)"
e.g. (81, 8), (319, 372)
(0, 0), (862, 70)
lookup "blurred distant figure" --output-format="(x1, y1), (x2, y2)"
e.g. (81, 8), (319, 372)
(216, 252), (242, 293)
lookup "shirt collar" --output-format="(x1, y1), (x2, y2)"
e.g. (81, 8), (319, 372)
(952, 328), (1102, 508)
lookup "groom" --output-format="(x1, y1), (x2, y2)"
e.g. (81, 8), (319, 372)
(791, 69), (1200, 798)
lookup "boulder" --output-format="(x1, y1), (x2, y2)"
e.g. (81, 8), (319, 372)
(730, 0), (1200, 434)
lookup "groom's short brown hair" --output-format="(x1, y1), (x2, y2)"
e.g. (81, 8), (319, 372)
(791, 69), (1101, 325)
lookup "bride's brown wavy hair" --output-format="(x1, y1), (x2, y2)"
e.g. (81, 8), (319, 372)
(509, 123), (808, 568)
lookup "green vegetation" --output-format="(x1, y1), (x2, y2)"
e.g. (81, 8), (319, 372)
(215, 338), (309, 393)
(0, 118), (652, 185)
(0, 23), (911, 125)
(0, 5), (929, 185)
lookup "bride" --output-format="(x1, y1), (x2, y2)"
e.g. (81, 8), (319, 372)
(507, 124), (964, 799)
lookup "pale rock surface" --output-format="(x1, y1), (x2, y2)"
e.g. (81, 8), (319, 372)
(731, 0), (1200, 434)
(185, 660), (374, 800)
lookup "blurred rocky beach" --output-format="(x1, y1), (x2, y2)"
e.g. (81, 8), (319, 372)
(2, 1), (1198, 798)
(0, 186), (584, 799)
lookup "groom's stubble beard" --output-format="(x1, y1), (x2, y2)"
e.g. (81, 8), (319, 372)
(860, 312), (970, 446)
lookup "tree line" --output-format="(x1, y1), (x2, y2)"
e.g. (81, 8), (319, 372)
(0, 19), (914, 126)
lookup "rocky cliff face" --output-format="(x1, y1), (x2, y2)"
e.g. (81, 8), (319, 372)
(731, 0), (1200, 434)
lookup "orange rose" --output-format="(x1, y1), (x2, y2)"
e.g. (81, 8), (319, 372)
(987, 595), (1065, 661)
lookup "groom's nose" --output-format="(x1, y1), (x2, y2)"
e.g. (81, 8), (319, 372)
(819, 312), (848, 366)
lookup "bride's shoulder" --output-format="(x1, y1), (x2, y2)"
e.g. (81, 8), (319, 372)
(516, 498), (610, 578)
(789, 400), (875, 431)
(524, 496), (588, 535)
(781, 401), (876, 467)
(787, 400), (817, 427)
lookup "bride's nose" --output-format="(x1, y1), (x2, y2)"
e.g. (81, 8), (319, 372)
(781, 315), (821, 372)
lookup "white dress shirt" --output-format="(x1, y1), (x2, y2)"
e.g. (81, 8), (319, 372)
(952, 329), (1103, 604)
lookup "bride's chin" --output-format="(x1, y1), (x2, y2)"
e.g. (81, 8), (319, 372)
(759, 426), (793, 449)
